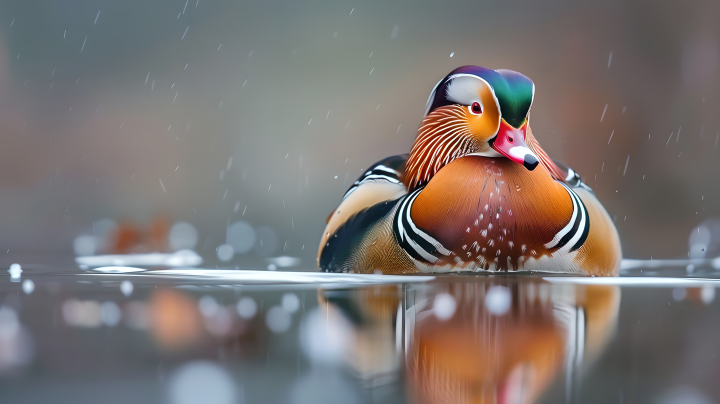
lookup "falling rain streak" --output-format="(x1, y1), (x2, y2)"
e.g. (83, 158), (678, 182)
(623, 156), (629, 176)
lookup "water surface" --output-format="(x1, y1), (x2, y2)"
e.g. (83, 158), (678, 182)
(1, 264), (719, 403)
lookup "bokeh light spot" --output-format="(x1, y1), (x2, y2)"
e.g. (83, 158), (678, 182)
(22, 279), (34, 295)
(485, 286), (511, 316)
(282, 293), (300, 313)
(169, 222), (198, 251)
(227, 221), (255, 254)
(120, 280), (134, 297)
(433, 293), (456, 320)
(265, 306), (291, 333)
(168, 361), (239, 404)
(236, 297), (257, 319)
(216, 244), (234, 261)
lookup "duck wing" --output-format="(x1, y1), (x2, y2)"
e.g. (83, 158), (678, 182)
(318, 155), (410, 272)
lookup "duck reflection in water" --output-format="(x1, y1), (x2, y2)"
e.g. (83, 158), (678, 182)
(320, 278), (620, 404)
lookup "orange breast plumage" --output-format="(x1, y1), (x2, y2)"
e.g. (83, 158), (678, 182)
(411, 156), (573, 271)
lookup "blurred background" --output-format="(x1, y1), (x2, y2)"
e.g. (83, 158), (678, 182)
(0, 0), (719, 269)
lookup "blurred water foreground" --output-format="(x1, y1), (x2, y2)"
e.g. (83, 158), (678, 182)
(1, 264), (720, 403)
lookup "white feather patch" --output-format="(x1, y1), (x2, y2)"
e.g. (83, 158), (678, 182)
(445, 75), (484, 107)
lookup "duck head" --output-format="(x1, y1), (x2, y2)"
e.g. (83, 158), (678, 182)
(406, 66), (540, 190)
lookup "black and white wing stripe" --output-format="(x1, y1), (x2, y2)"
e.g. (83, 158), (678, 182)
(341, 164), (403, 201)
(392, 188), (451, 264)
(544, 182), (590, 254)
(564, 167), (593, 193)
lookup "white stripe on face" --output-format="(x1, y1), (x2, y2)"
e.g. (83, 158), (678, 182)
(507, 146), (537, 161)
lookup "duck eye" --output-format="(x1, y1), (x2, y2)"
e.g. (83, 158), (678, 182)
(470, 102), (482, 115)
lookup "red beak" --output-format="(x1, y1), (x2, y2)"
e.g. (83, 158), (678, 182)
(490, 119), (539, 170)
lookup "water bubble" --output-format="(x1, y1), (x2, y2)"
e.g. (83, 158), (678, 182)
(0, 309), (20, 339)
(22, 280), (34, 295)
(62, 300), (102, 327)
(120, 280), (134, 297)
(701, 285), (715, 305)
(8, 264), (22, 281)
(94, 266), (146, 273)
(216, 244), (234, 261)
(267, 256), (301, 268)
(485, 286), (511, 316)
(433, 293), (456, 320)
(198, 296), (219, 317)
(282, 293), (300, 313)
(73, 235), (96, 256)
(236, 297), (257, 319)
(300, 307), (352, 364)
(227, 222), (255, 254)
(165, 249), (203, 266)
(100, 302), (121, 327)
(169, 222), (198, 251)
(265, 306), (291, 333)
(672, 288), (686, 301)
(167, 361), (238, 404)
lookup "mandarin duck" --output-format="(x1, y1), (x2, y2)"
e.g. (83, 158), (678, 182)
(318, 66), (621, 276)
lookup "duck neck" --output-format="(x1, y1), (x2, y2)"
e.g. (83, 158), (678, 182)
(404, 106), (484, 192)
(404, 115), (563, 192)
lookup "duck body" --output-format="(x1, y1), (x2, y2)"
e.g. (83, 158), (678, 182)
(318, 66), (621, 276)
